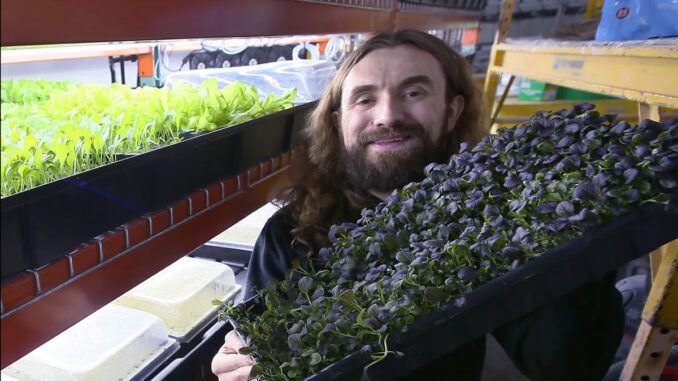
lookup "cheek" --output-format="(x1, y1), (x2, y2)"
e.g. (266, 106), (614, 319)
(340, 112), (367, 148)
(414, 103), (448, 141)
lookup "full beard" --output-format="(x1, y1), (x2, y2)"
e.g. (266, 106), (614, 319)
(340, 123), (451, 194)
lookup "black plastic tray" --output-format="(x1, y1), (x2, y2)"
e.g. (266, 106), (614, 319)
(0, 102), (314, 281)
(234, 203), (678, 381)
(150, 320), (231, 381)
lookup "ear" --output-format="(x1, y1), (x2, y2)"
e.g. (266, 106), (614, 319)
(332, 111), (341, 135)
(445, 95), (465, 133)
(331, 110), (341, 131)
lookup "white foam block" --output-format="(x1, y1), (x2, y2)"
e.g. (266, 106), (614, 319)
(114, 256), (238, 340)
(210, 202), (279, 247)
(4, 304), (171, 381)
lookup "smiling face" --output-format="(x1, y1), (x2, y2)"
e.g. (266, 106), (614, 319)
(335, 45), (465, 197)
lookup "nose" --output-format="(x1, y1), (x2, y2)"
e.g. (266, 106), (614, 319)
(372, 95), (404, 128)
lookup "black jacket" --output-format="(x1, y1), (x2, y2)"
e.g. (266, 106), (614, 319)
(245, 211), (624, 381)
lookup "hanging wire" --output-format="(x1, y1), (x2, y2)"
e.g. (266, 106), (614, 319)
(153, 44), (188, 86)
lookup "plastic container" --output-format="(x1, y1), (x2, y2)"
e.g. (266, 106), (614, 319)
(165, 60), (337, 105)
(2, 304), (178, 381)
(114, 256), (241, 343)
(518, 79), (557, 101)
(210, 202), (280, 250)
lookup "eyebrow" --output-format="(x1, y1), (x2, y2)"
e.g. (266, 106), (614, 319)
(348, 84), (377, 99)
(399, 75), (434, 89)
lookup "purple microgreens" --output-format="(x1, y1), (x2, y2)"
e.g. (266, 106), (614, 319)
(221, 105), (678, 380)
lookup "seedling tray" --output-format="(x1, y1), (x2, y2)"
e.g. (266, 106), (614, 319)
(129, 338), (180, 381)
(151, 321), (231, 381)
(0, 103), (313, 281)
(234, 202), (678, 381)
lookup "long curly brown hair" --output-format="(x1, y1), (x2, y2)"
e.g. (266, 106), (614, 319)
(275, 29), (488, 256)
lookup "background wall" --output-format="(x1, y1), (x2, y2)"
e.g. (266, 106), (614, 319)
(1, 52), (188, 85)
(473, 0), (590, 73)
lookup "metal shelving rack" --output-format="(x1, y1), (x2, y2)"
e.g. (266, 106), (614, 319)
(483, 1), (678, 122)
(483, 1), (678, 380)
(0, 0), (482, 46)
(0, 0), (483, 370)
(488, 42), (677, 108)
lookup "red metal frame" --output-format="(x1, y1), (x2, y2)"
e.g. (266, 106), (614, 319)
(1, 160), (290, 368)
(2, 0), (391, 46)
(395, 9), (480, 30)
(1, 0), (481, 47)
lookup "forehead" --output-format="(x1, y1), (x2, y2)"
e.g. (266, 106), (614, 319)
(342, 45), (446, 92)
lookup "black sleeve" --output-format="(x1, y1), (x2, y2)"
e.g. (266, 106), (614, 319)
(492, 272), (624, 381)
(243, 211), (298, 300)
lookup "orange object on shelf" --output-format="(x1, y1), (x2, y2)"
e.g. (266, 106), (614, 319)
(462, 28), (479, 45)
(137, 52), (154, 78)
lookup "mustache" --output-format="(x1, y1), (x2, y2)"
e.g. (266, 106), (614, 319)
(357, 124), (426, 146)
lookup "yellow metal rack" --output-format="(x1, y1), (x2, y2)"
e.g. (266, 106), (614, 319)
(489, 41), (678, 108)
(484, 2), (678, 380)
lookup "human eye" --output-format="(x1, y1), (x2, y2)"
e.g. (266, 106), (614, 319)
(355, 96), (375, 106)
(403, 87), (426, 99)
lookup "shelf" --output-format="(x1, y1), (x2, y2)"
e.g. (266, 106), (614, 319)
(0, 156), (293, 368)
(498, 98), (638, 119)
(493, 98), (678, 128)
(1, 0), (480, 46)
(0, 0), (383, 46)
(1, 103), (313, 281)
(489, 39), (678, 108)
(0, 43), (153, 65)
(396, 2), (481, 31)
(1, 0), (481, 47)
(0, 36), (334, 65)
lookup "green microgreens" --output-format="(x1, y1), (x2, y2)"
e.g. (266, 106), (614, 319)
(0, 79), (296, 197)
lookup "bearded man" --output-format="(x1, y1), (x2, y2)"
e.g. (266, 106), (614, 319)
(212, 29), (623, 381)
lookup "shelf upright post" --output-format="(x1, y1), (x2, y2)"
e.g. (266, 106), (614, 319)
(621, 242), (678, 381)
(584, 0), (603, 21)
(638, 103), (661, 123)
(483, 0), (515, 131)
(638, 102), (666, 281)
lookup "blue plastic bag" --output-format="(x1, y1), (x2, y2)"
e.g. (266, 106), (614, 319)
(595, 0), (678, 41)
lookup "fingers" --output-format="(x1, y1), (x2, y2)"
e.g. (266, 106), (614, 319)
(224, 330), (246, 350)
(212, 351), (254, 374)
(212, 330), (255, 376)
(216, 365), (253, 381)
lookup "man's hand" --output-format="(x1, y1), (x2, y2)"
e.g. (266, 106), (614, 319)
(211, 330), (255, 381)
